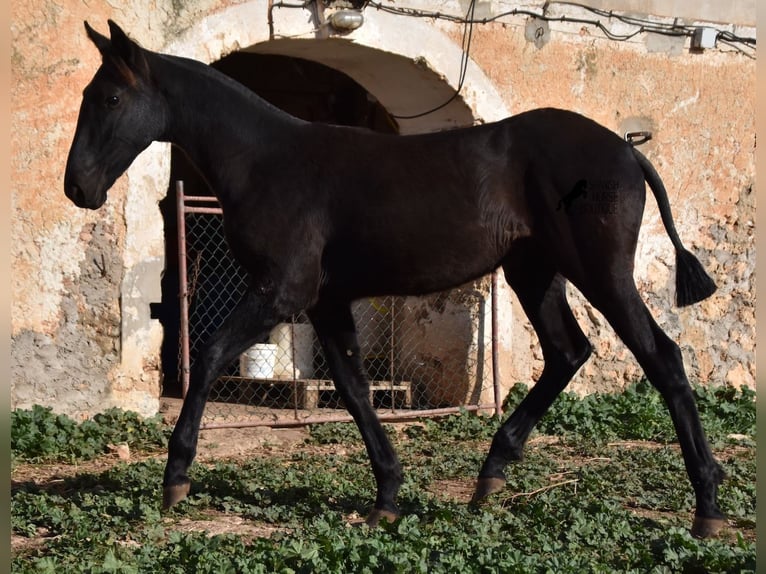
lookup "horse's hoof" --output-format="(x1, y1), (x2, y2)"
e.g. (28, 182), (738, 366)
(691, 516), (726, 539)
(365, 508), (399, 527)
(470, 477), (506, 505)
(162, 482), (191, 510)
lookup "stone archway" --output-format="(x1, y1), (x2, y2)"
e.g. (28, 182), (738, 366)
(120, 1), (512, 407)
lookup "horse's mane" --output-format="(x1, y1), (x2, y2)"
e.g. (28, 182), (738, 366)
(151, 51), (306, 126)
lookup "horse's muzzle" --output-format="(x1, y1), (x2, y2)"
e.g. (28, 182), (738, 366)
(65, 181), (105, 210)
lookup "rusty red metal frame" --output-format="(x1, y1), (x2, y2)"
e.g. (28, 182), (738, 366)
(175, 180), (503, 429)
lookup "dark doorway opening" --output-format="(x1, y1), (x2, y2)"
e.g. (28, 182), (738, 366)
(157, 52), (398, 398)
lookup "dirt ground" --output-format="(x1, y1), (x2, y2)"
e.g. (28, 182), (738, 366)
(11, 423), (315, 552)
(12, 403), (755, 550)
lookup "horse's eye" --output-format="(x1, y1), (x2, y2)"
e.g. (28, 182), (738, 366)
(105, 95), (120, 109)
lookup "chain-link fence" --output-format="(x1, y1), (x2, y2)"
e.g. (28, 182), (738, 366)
(176, 182), (501, 428)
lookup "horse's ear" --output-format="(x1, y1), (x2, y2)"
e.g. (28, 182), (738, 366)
(107, 20), (135, 55)
(106, 20), (151, 82)
(84, 21), (111, 54)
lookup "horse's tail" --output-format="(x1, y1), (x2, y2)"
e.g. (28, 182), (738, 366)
(632, 148), (717, 307)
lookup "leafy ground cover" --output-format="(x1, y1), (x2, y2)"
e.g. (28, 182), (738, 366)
(11, 381), (755, 573)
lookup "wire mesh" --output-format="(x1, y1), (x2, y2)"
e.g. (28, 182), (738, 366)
(176, 182), (500, 427)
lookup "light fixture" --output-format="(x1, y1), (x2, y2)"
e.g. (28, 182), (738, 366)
(328, 9), (364, 32)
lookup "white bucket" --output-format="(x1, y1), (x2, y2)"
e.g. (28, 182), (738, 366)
(270, 323), (315, 379)
(240, 343), (278, 379)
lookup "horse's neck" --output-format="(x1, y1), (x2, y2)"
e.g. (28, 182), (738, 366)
(154, 53), (303, 194)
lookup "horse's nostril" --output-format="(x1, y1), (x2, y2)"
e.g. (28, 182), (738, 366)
(65, 182), (105, 210)
(66, 183), (84, 205)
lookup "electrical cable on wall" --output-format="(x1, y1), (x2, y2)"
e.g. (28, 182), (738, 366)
(269, 1), (755, 55)
(269, 0), (755, 120)
(364, 0), (754, 118)
(389, 0), (478, 119)
(365, 1), (755, 55)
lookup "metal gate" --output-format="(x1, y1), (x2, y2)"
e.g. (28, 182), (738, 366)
(175, 182), (502, 428)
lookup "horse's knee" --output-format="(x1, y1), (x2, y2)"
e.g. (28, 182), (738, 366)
(576, 338), (593, 364)
(565, 338), (592, 373)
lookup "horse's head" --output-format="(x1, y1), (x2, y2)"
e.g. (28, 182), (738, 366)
(64, 21), (166, 209)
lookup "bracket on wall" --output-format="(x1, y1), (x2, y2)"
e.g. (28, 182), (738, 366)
(624, 131), (653, 146)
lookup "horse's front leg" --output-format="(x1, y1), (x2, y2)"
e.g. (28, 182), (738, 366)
(308, 297), (403, 526)
(162, 288), (281, 508)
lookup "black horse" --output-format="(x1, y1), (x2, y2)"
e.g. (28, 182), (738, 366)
(64, 21), (724, 538)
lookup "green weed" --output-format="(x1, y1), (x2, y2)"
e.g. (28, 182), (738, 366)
(11, 383), (755, 573)
(11, 405), (169, 463)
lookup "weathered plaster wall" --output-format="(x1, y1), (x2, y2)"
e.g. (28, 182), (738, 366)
(446, 9), (756, 393)
(10, 0), (202, 418)
(378, 1), (755, 400)
(11, 0), (755, 418)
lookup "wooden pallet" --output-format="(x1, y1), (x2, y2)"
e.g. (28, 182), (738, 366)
(294, 379), (412, 410)
(217, 376), (412, 410)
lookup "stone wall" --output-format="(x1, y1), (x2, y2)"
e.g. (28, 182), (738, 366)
(11, 0), (755, 418)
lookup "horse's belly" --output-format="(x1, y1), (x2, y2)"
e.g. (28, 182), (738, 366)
(322, 229), (506, 298)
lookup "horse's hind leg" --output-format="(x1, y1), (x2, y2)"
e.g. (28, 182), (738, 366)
(162, 288), (282, 508)
(581, 277), (725, 538)
(308, 297), (402, 526)
(473, 253), (592, 502)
